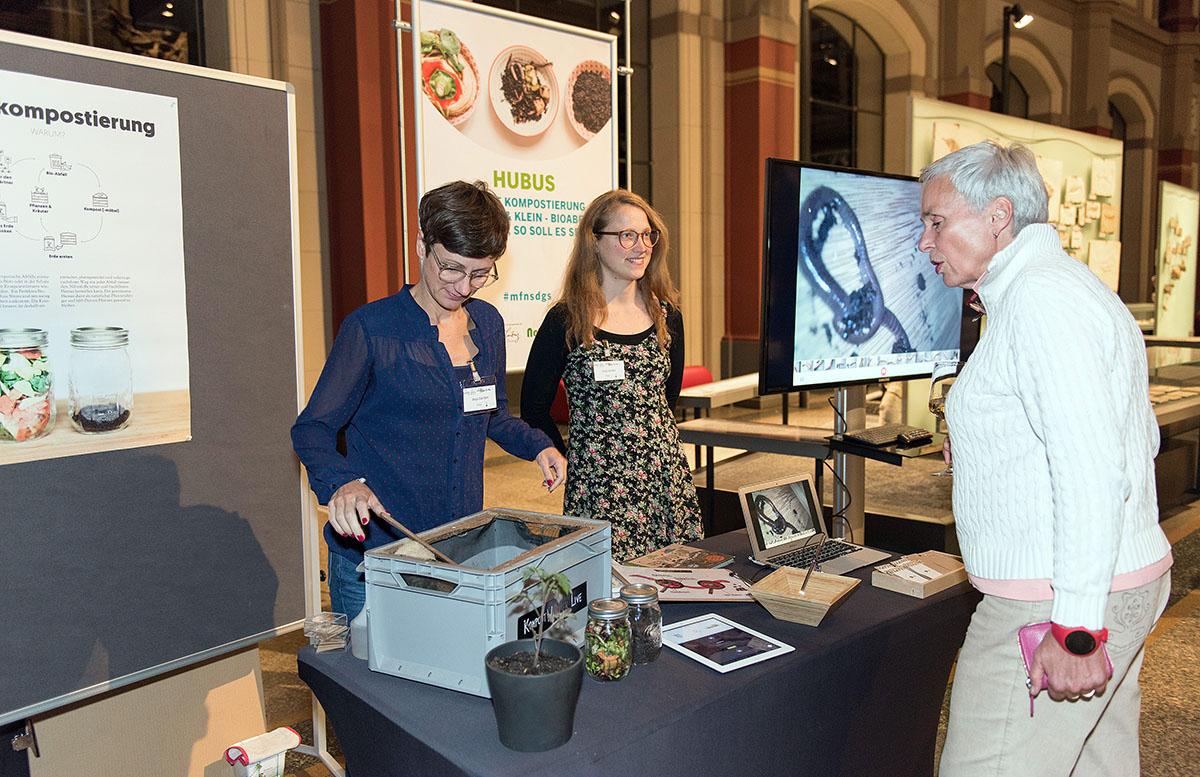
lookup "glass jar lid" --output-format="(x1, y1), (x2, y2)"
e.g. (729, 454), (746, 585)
(70, 326), (129, 348)
(0, 328), (48, 349)
(619, 583), (659, 605)
(587, 597), (629, 620)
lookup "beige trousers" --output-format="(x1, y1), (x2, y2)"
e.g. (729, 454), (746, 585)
(939, 572), (1170, 777)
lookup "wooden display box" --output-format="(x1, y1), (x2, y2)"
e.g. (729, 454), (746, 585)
(871, 550), (967, 599)
(749, 567), (859, 626)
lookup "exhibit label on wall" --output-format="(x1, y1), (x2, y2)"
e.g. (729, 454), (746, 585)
(413, 0), (618, 368)
(0, 70), (190, 465)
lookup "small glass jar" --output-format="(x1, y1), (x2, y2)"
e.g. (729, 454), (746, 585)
(0, 328), (55, 442)
(585, 598), (632, 681)
(68, 326), (132, 434)
(620, 583), (662, 664)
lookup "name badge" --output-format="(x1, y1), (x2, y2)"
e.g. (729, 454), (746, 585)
(593, 360), (625, 382)
(462, 382), (497, 414)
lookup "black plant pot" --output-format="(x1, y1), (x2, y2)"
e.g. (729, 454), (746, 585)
(484, 638), (583, 752)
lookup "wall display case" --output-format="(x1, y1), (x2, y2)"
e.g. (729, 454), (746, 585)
(905, 97), (1125, 429)
(1154, 182), (1199, 338)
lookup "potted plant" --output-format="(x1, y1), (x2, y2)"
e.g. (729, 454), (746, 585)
(484, 566), (584, 751)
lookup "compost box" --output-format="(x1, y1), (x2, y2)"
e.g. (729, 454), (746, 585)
(363, 509), (611, 697)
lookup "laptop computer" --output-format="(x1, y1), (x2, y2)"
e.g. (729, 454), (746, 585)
(737, 473), (890, 574)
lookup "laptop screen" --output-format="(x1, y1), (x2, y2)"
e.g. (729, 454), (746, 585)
(743, 479), (821, 551)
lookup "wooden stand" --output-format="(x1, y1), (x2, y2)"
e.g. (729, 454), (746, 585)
(749, 567), (860, 626)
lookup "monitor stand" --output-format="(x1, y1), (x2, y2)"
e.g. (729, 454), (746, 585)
(833, 386), (867, 542)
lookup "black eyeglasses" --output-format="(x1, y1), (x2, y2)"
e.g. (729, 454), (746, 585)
(594, 229), (661, 249)
(430, 246), (499, 289)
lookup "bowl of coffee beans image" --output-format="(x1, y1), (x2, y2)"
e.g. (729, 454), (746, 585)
(565, 60), (612, 141)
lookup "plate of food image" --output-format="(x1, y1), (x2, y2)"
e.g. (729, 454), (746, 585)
(489, 44), (559, 138)
(565, 60), (612, 141)
(420, 28), (480, 126)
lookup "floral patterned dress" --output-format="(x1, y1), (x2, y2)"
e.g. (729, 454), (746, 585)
(561, 328), (703, 561)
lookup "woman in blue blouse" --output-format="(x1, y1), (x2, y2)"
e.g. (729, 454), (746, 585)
(292, 181), (566, 619)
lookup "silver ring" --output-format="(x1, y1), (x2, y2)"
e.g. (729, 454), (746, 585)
(1082, 690), (1095, 699)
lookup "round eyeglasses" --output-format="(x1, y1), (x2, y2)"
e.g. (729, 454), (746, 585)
(430, 247), (499, 289)
(594, 228), (661, 250)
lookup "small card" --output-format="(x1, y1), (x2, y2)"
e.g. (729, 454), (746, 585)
(593, 359), (625, 382)
(462, 383), (497, 413)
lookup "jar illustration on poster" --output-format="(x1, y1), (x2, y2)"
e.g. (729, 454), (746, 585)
(0, 328), (56, 442)
(68, 326), (133, 434)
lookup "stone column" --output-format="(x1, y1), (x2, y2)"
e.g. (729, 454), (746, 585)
(650, 1), (726, 372)
(318, 0), (407, 333)
(720, 0), (798, 377)
(938, 0), (989, 109)
(1069, 3), (1113, 136)
(1158, 42), (1200, 188)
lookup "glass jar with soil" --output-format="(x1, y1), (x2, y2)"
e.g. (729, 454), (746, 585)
(0, 328), (55, 442)
(68, 326), (132, 434)
(620, 583), (662, 664)
(585, 598), (631, 681)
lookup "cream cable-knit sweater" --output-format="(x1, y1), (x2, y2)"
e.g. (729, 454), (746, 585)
(944, 223), (1171, 629)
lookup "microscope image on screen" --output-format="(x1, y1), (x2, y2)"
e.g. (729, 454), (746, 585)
(749, 484), (817, 549)
(798, 185), (913, 352)
(788, 166), (962, 388)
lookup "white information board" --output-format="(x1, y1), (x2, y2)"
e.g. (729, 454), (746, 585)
(0, 70), (190, 463)
(413, 0), (618, 368)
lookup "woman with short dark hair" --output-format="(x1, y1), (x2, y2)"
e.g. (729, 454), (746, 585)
(293, 180), (566, 620)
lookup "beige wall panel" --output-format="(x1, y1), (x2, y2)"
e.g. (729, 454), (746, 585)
(30, 650), (265, 777)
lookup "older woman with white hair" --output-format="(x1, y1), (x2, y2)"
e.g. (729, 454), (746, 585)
(918, 141), (1172, 777)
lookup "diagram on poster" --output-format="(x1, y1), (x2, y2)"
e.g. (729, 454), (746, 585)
(0, 70), (190, 465)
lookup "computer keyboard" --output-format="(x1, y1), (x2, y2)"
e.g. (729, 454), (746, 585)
(842, 423), (932, 447)
(772, 540), (857, 569)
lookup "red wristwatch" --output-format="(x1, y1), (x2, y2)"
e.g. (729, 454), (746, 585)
(1050, 623), (1109, 656)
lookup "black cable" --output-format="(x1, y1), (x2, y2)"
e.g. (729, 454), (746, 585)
(827, 394), (847, 429)
(822, 457), (854, 545)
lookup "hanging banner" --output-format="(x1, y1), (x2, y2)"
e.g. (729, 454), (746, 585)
(413, 0), (618, 369)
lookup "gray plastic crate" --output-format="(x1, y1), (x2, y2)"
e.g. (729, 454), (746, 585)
(363, 508), (611, 697)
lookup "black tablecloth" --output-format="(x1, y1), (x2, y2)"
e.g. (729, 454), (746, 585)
(298, 531), (980, 777)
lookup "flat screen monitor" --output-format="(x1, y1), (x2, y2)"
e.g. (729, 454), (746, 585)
(759, 159), (965, 394)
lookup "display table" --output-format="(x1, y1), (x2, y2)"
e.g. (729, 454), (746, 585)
(298, 531), (979, 777)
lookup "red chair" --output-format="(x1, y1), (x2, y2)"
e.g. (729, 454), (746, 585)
(681, 364), (714, 390)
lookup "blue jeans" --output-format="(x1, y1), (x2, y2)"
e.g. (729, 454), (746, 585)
(327, 550), (366, 622)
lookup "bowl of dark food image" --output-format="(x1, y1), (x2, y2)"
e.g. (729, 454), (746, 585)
(489, 44), (559, 138)
(565, 60), (612, 141)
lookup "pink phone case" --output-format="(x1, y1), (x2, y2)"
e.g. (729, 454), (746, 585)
(1018, 621), (1113, 717)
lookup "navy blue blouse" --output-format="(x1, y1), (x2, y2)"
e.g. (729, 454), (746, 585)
(292, 286), (552, 563)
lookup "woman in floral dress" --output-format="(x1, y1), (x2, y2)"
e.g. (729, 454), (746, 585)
(521, 190), (702, 560)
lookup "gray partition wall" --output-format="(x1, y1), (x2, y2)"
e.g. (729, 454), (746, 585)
(0, 33), (306, 726)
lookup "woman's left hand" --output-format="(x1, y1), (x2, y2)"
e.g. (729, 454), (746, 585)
(535, 446), (567, 492)
(1029, 633), (1111, 701)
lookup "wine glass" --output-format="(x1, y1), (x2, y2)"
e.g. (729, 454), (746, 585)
(928, 360), (960, 477)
